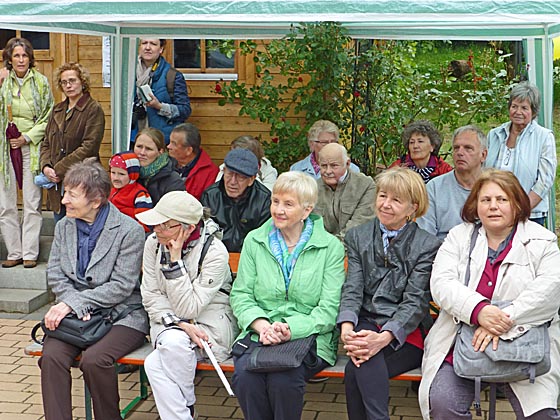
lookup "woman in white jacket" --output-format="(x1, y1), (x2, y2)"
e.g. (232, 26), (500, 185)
(419, 169), (560, 419)
(137, 191), (237, 420)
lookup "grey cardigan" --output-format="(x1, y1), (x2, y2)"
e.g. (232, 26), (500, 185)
(47, 203), (149, 334)
(338, 218), (441, 348)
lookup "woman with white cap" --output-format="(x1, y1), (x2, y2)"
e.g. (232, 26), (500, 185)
(137, 191), (237, 420)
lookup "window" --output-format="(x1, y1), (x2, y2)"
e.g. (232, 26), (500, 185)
(0, 30), (50, 50)
(173, 39), (236, 73)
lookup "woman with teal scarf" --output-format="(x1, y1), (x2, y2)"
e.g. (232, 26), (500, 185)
(230, 171), (346, 420)
(133, 127), (184, 205)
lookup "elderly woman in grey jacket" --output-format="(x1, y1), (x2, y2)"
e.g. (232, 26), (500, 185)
(338, 167), (441, 420)
(138, 191), (237, 420)
(38, 158), (148, 420)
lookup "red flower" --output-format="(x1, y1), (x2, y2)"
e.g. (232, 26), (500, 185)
(359, 126), (365, 133)
(271, 137), (279, 144)
(353, 91), (360, 98)
(215, 83), (222, 93)
(298, 76), (303, 83)
(281, 117), (286, 122)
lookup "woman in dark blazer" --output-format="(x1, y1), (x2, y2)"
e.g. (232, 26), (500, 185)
(38, 159), (148, 420)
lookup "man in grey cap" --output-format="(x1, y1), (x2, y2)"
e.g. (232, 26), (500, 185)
(201, 148), (271, 252)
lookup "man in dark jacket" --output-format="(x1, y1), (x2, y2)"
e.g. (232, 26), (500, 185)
(201, 149), (271, 252)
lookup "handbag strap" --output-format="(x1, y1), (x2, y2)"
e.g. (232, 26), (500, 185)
(463, 223), (481, 286)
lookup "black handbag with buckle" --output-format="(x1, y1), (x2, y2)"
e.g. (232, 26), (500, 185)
(31, 305), (142, 350)
(233, 333), (317, 373)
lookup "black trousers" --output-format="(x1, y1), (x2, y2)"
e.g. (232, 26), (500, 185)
(39, 325), (146, 420)
(232, 346), (329, 420)
(344, 319), (423, 420)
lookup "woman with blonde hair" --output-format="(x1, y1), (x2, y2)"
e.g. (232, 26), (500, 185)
(133, 127), (184, 204)
(339, 167), (441, 420)
(231, 171), (345, 419)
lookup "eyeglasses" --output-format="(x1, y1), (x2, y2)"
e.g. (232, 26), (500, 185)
(313, 140), (337, 146)
(154, 223), (181, 231)
(503, 147), (513, 165)
(60, 78), (79, 87)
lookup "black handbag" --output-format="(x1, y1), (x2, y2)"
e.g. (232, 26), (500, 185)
(236, 334), (317, 373)
(31, 305), (141, 350)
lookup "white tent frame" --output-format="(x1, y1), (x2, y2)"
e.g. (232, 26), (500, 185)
(1, 1), (560, 152)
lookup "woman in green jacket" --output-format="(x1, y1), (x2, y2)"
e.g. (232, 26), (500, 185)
(230, 171), (345, 420)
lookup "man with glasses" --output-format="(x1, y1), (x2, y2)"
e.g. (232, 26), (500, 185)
(290, 120), (360, 179)
(201, 149), (271, 252)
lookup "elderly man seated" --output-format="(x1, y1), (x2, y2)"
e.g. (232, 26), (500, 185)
(416, 125), (487, 239)
(201, 148), (271, 252)
(314, 143), (375, 240)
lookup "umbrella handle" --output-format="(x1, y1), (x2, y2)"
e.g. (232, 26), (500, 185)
(7, 104), (12, 122)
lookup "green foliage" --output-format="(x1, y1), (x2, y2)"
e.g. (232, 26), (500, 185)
(216, 23), (514, 174)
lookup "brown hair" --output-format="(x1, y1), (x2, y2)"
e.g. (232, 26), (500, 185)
(55, 62), (91, 93)
(2, 37), (35, 70)
(461, 169), (531, 225)
(135, 127), (166, 152)
(64, 158), (111, 205)
(401, 120), (443, 156)
(375, 167), (429, 218)
(231, 135), (265, 162)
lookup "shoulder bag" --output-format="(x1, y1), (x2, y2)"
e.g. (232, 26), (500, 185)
(452, 224), (551, 420)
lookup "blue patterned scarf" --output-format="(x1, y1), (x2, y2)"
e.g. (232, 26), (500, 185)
(269, 217), (314, 293)
(76, 204), (110, 278)
(379, 221), (407, 254)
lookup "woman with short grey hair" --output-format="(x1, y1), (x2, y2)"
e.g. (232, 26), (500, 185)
(485, 81), (557, 226)
(39, 158), (148, 420)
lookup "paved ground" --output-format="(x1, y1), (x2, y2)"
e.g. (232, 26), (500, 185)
(0, 306), (520, 420)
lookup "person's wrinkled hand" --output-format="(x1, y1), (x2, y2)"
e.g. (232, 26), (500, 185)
(43, 167), (60, 183)
(166, 225), (192, 262)
(477, 304), (513, 336)
(343, 329), (393, 367)
(178, 321), (209, 348)
(9, 135), (26, 149)
(44, 302), (72, 330)
(472, 326), (499, 352)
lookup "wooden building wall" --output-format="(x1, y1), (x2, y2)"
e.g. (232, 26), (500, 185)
(68, 34), (274, 167)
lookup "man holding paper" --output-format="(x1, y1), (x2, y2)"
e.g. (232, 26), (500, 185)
(131, 39), (191, 144)
(138, 191), (237, 420)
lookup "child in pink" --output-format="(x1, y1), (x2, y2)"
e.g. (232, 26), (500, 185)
(109, 151), (152, 231)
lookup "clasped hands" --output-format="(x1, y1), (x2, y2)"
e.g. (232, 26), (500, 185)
(472, 304), (514, 352)
(341, 322), (393, 367)
(251, 319), (291, 346)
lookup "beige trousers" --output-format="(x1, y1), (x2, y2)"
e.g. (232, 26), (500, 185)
(0, 143), (42, 260)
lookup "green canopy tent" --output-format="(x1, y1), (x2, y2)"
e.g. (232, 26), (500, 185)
(1, 0), (560, 151)
(2, 1), (560, 226)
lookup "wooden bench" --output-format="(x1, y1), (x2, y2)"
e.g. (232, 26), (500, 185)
(25, 341), (421, 419)
(25, 252), (424, 418)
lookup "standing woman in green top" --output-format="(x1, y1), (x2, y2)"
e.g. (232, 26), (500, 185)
(230, 171), (346, 420)
(0, 37), (53, 269)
